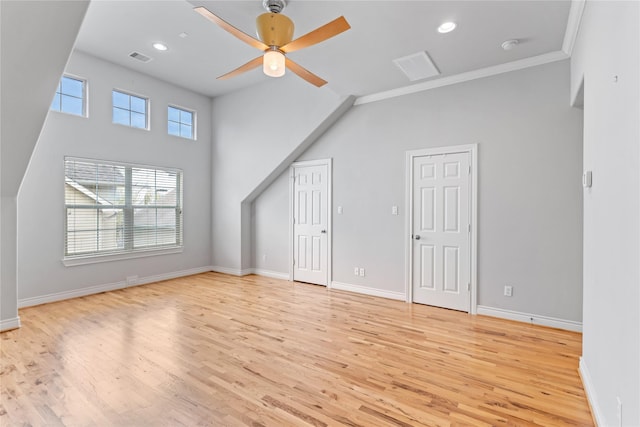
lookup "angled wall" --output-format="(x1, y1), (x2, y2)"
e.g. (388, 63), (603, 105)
(0, 0), (89, 330)
(210, 76), (351, 273)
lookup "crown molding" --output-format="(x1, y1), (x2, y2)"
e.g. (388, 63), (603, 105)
(355, 50), (569, 106)
(562, 0), (586, 55)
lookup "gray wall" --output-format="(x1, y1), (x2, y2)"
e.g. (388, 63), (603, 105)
(253, 59), (584, 322)
(252, 171), (290, 276)
(17, 51), (212, 302)
(571, 1), (639, 425)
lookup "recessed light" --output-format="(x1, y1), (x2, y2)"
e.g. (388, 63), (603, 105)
(152, 42), (168, 51)
(438, 22), (456, 33)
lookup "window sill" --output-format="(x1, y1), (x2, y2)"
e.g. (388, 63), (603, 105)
(168, 132), (196, 141)
(50, 109), (87, 118)
(63, 246), (183, 267)
(111, 121), (150, 131)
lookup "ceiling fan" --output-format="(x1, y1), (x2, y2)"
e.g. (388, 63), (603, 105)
(194, 0), (350, 87)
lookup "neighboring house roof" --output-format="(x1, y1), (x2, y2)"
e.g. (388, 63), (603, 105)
(65, 180), (119, 219)
(65, 161), (125, 185)
(65, 178), (114, 206)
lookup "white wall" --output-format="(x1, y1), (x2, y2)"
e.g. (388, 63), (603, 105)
(17, 51), (212, 303)
(1, 0), (89, 330)
(571, 1), (640, 425)
(253, 59), (584, 323)
(210, 76), (350, 273)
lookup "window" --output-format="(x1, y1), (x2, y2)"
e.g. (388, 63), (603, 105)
(168, 106), (195, 139)
(51, 76), (86, 116)
(112, 90), (148, 129)
(64, 157), (183, 261)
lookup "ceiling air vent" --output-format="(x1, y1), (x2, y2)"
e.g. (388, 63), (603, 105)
(129, 51), (152, 63)
(393, 51), (440, 82)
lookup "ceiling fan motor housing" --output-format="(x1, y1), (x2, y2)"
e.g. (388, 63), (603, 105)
(263, 0), (285, 13)
(256, 12), (294, 46)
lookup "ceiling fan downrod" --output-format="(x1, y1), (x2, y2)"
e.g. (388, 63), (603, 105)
(263, 0), (285, 14)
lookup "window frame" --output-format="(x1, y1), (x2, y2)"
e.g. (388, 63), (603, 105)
(111, 89), (150, 130)
(167, 104), (197, 140)
(63, 157), (183, 266)
(50, 74), (87, 117)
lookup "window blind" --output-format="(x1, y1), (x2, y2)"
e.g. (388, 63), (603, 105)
(64, 157), (182, 258)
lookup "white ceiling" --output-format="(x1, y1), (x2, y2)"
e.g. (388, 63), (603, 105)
(74, 0), (572, 98)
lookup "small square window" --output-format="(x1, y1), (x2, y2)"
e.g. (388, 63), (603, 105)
(51, 76), (86, 116)
(112, 90), (149, 129)
(168, 106), (195, 140)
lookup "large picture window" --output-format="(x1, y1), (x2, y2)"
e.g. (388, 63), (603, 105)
(64, 157), (183, 260)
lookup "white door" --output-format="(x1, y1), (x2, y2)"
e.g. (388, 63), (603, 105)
(292, 162), (329, 285)
(412, 152), (470, 311)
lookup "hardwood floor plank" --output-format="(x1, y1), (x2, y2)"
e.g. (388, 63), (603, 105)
(1, 272), (592, 426)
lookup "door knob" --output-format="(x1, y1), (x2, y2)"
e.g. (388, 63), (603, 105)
(414, 235), (421, 240)
(321, 229), (327, 234)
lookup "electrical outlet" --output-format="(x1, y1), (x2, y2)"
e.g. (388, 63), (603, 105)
(391, 205), (398, 215)
(504, 285), (513, 297)
(359, 268), (365, 277)
(126, 275), (138, 286)
(262, 254), (267, 262)
(354, 267), (359, 276)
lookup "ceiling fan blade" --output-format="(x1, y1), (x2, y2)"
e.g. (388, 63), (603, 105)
(194, 6), (269, 51)
(285, 58), (327, 87)
(217, 56), (264, 80)
(281, 16), (350, 53)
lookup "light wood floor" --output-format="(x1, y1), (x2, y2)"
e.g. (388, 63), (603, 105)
(1, 272), (592, 426)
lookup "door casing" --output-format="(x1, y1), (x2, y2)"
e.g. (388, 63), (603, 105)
(289, 158), (332, 286)
(405, 144), (478, 313)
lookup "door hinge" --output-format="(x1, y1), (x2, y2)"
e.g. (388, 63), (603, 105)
(467, 283), (470, 291)
(468, 224), (471, 233)
(468, 165), (471, 175)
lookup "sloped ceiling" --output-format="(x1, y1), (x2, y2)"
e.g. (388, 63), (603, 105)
(1, 0), (90, 196)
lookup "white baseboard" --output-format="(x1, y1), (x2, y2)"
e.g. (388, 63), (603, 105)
(579, 357), (603, 426)
(0, 316), (21, 332)
(210, 266), (254, 276)
(18, 266), (213, 309)
(252, 269), (289, 280)
(330, 281), (405, 301)
(476, 305), (582, 332)
(135, 266), (213, 286)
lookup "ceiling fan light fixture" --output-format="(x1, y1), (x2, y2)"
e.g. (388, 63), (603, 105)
(263, 50), (285, 77)
(437, 22), (456, 33)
